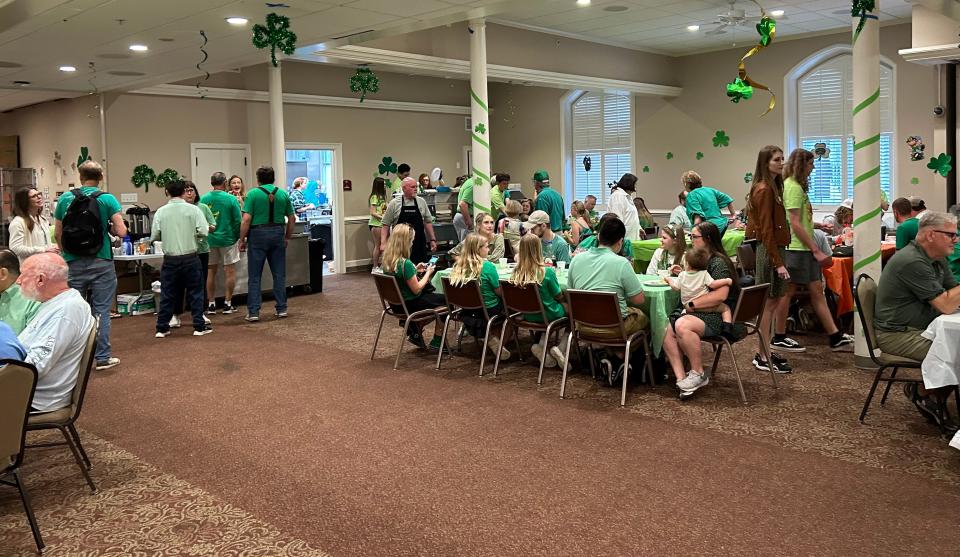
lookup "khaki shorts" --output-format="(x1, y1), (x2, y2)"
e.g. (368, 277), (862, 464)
(875, 328), (932, 362)
(579, 307), (650, 341)
(209, 243), (240, 266)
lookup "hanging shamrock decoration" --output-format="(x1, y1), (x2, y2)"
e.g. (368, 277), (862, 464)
(131, 164), (156, 193)
(642, 165), (650, 173)
(378, 156), (398, 176)
(666, 152), (674, 160)
(695, 152), (704, 160)
(910, 177), (919, 185)
(196, 30), (210, 99)
(906, 135), (925, 161)
(77, 146), (91, 168)
(582, 156), (592, 172)
(252, 13), (297, 67)
(926, 153), (952, 177)
(744, 172), (753, 183)
(851, 0), (877, 42)
(725, 77), (753, 104)
(813, 142), (831, 160)
(155, 168), (181, 189)
(349, 66), (380, 102)
(712, 130), (730, 147)
(724, 3), (776, 116)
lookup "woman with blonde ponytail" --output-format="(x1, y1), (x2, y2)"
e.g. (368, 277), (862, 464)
(450, 233), (512, 359)
(381, 223), (446, 351)
(511, 233), (567, 368)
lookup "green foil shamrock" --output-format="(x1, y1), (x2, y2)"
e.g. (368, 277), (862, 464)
(713, 130), (730, 147)
(350, 66), (380, 102)
(642, 166), (650, 173)
(77, 146), (91, 168)
(696, 152), (704, 160)
(155, 168), (181, 189)
(378, 156), (398, 176)
(743, 172), (753, 184)
(756, 16), (775, 47)
(926, 153), (953, 177)
(131, 164), (156, 193)
(666, 152), (673, 160)
(726, 77), (754, 104)
(851, 0), (876, 39)
(252, 13), (297, 67)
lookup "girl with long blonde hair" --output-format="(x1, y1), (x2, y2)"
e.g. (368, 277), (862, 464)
(449, 212), (504, 262)
(511, 234), (567, 368)
(567, 200), (593, 245)
(381, 223), (446, 350)
(449, 233), (512, 359)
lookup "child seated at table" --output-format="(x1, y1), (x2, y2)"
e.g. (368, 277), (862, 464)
(450, 233), (512, 359)
(665, 247), (734, 335)
(511, 234), (568, 368)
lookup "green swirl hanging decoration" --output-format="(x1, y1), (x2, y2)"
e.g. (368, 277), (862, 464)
(724, 2), (776, 116)
(131, 164), (156, 193)
(349, 66), (380, 102)
(155, 168), (181, 189)
(252, 13), (297, 67)
(851, 0), (877, 43)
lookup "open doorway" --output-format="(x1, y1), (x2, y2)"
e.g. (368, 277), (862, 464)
(286, 146), (342, 275)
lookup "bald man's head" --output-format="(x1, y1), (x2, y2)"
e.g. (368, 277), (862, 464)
(18, 252), (69, 302)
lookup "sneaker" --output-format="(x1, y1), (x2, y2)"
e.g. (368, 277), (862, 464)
(276, 310), (288, 319)
(550, 346), (569, 373)
(371, 266), (383, 274)
(169, 315), (181, 328)
(245, 314), (260, 323)
(677, 370), (709, 392)
(155, 330), (171, 338)
(203, 314), (212, 325)
(222, 302), (236, 314)
(531, 343), (558, 368)
(487, 336), (511, 360)
(830, 333), (855, 351)
(95, 357), (120, 371)
(193, 326), (213, 336)
(752, 353), (792, 374)
(427, 335), (446, 352)
(205, 303), (217, 315)
(406, 330), (426, 350)
(770, 336), (806, 353)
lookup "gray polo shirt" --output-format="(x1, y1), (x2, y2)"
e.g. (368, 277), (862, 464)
(381, 195), (434, 228)
(875, 241), (957, 331)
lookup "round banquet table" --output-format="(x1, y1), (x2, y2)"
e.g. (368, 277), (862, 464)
(821, 241), (897, 316)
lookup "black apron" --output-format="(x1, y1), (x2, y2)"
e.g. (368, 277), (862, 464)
(397, 197), (428, 264)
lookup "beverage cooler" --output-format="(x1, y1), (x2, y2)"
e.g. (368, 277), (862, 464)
(0, 168), (37, 248)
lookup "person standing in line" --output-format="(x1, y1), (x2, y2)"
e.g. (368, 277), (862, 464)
(228, 175), (246, 206)
(238, 166), (296, 322)
(683, 170), (737, 235)
(607, 173), (642, 241)
(53, 160), (126, 371)
(289, 176), (315, 217)
(0, 249), (41, 334)
(167, 181), (215, 328)
(532, 170), (565, 233)
(381, 177), (438, 264)
(368, 177), (388, 273)
(152, 180), (211, 338)
(491, 173), (511, 217)
(454, 175), (477, 242)
(201, 172), (242, 314)
(390, 163), (411, 195)
(9, 187), (58, 264)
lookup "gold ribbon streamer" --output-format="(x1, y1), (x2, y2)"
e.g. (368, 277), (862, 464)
(737, 4), (776, 116)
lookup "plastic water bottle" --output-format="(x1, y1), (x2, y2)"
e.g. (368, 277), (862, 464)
(122, 235), (133, 256)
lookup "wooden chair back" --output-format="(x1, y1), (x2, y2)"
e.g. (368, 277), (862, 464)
(566, 289), (626, 343)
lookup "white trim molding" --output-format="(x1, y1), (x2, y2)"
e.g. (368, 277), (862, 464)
(304, 46), (682, 97)
(131, 84), (471, 115)
(898, 43), (960, 65)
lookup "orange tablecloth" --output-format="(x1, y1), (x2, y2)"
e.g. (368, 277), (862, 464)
(822, 242), (897, 315)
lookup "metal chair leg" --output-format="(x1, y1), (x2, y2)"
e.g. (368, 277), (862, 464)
(587, 345), (596, 378)
(880, 366), (898, 405)
(757, 335), (779, 390)
(643, 334), (655, 387)
(725, 340), (747, 404)
(621, 340), (632, 407)
(479, 317), (501, 377)
(436, 314), (453, 370)
(370, 310), (387, 360)
(68, 424), (91, 470)
(536, 322), (555, 385)
(395, 317), (412, 371)
(493, 318), (510, 377)
(61, 426), (97, 493)
(859, 365), (887, 423)
(13, 469), (44, 553)
(560, 331), (575, 399)
(709, 344), (723, 379)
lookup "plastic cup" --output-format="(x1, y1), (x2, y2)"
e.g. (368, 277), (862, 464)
(557, 261), (566, 270)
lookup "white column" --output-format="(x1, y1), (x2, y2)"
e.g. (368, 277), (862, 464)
(269, 62), (287, 189)
(852, 2), (881, 365)
(469, 19), (491, 221)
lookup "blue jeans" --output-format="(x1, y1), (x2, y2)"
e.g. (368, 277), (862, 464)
(68, 257), (117, 362)
(246, 226), (287, 316)
(156, 254), (205, 332)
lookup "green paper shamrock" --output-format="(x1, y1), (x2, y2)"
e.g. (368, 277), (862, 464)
(252, 13), (297, 67)
(743, 172), (753, 184)
(712, 130), (730, 147)
(349, 66), (380, 102)
(756, 16), (775, 47)
(696, 152), (704, 160)
(910, 177), (919, 185)
(926, 153), (952, 177)
(77, 146), (91, 168)
(474, 122), (486, 135)
(666, 152), (673, 160)
(131, 164), (155, 193)
(378, 156), (398, 176)
(155, 168), (181, 189)
(726, 77), (754, 104)
(642, 166), (650, 173)
(851, 0), (876, 38)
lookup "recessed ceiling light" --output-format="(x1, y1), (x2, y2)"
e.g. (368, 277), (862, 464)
(226, 16), (248, 25)
(576, 0), (591, 6)
(129, 44), (148, 52)
(687, 24), (700, 32)
(603, 5), (628, 12)
(770, 9), (784, 17)
(59, 65), (77, 72)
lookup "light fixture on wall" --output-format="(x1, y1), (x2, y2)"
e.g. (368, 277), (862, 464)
(770, 9), (784, 17)
(687, 24), (700, 32)
(59, 65), (77, 72)
(576, 0), (591, 6)
(129, 44), (148, 52)
(226, 17), (248, 25)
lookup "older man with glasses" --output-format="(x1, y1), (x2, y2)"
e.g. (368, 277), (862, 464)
(875, 211), (960, 432)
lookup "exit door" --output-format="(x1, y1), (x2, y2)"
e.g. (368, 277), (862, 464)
(191, 143), (251, 194)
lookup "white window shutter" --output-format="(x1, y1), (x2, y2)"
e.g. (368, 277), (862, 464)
(573, 92), (631, 209)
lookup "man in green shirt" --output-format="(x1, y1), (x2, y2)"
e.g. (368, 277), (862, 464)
(53, 160), (126, 370)
(201, 172), (243, 314)
(0, 250), (40, 334)
(390, 163), (411, 195)
(454, 176), (476, 241)
(151, 180), (210, 337)
(239, 166), (296, 321)
(532, 170), (565, 232)
(491, 173), (510, 216)
(892, 197), (920, 249)
(524, 210), (571, 264)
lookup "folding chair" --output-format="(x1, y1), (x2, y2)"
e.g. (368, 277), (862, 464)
(0, 359), (44, 553)
(736, 243), (756, 278)
(561, 290), (654, 407)
(691, 283), (778, 404)
(371, 273), (448, 370)
(494, 281), (569, 383)
(436, 276), (506, 376)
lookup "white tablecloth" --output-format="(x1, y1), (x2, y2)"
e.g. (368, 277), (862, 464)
(920, 312), (960, 390)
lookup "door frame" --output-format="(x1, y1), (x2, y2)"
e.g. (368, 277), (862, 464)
(285, 142), (345, 275)
(189, 143), (252, 189)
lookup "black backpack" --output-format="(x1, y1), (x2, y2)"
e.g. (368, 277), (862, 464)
(61, 188), (105, 256)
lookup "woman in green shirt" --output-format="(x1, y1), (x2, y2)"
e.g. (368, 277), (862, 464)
(381, 223), (445, 350)
(511, 234), (567, 368)
(450, 233), (512, 359)
(368, 177), (388, 272)
(575, 213), (634, 260)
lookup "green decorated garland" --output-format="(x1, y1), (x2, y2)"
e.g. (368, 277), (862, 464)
(252, 13), (297, 67)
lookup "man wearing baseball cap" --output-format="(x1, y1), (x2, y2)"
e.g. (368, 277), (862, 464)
(524, 210), (570, 264)
(532, 170), (565, 233)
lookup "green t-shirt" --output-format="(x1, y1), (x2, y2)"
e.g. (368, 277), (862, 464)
(522, 267), (566, 323)
(567, 246), (643, 317)
(948, 240), (960, 284)
(783, 177), (812, 252)
(534, 187), (565, 232)
(200, 189), (242, 248)
(196, 202), (215, 254)
(0, 284), (41, 335)
(386, 258), (418, 300)
(541, 236), (571, 264)
(491, 187), (505, 215)
(685, 187), (733, 233)
(478, 260), (501, 308)
(390, 177), (404, 195)
(895, 217), (919, 250)
(368, 194), (387, 227)
(875, 241), (958, 331)
(242, 184), (294, 226)
(457, 178), (475, 211)
(579, 235), (633, 259)
(53, 186), (123, 261)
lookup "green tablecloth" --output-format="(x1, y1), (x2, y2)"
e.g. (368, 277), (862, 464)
(631, 229), (746, 273)
(431, 268), (680, 355)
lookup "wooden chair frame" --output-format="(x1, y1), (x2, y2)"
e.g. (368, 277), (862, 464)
(494, 281), (569, 383)
(435, 277), (506, 376)
(371, 272), (448, 370)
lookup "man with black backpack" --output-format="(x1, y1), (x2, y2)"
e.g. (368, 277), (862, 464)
(53, 160), (126, 370)
(237, 166), (295, 322)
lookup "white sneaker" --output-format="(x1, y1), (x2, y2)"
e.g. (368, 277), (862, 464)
(531, 342), (558, 368)
(155, 331), (171, 338)
(203, 314), (212, 325)
(487, 336), (511, 360)
(193, 326), (213, 336)
(549, 346), (569, 372)
(169, 315), (181, 328)
(371, 266), (382, 274)
(95, 357), (120, 371)
(676, 370), (709, 392)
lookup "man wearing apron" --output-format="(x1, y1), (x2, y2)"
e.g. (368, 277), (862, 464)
(380, 177), (437, 264)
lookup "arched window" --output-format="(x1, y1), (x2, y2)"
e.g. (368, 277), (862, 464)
(787, 48), (895, 207)
(570, 92), (632, 209)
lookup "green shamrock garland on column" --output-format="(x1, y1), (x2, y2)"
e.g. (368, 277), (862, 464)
(350, 66), (380, 102)
(131, 164), (156, 193)
(851, 0), (877, 42)
(252, 13), (297, 67)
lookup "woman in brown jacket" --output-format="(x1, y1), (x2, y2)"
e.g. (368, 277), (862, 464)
(745, 145), (793, 374)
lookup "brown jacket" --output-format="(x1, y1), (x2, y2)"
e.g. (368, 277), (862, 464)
(746, 181), (791, 268)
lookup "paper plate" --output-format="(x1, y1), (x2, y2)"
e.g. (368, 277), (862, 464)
(644, 279), (669, 287)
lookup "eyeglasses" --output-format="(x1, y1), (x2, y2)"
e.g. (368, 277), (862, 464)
(28, 193), (42, 199)
(690, 233), (703, 239)
(932, 229), (959, 241)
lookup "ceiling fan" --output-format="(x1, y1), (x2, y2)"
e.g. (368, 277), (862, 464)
(701, 0), (785, 36)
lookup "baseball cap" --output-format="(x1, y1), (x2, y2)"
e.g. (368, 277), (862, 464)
(532, 170), (550, 183)
(908, 196), (926, 210)
(523, 210), (550, 231)
(841, 198), (853, 209)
